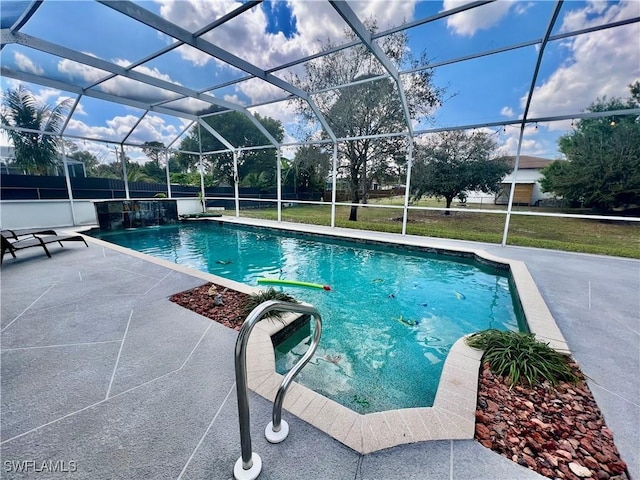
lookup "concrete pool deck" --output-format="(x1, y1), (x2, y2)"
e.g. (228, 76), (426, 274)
(1, 218), (638, 479)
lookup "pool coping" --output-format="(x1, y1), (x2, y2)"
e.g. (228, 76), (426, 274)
(77, 219), (570, 454)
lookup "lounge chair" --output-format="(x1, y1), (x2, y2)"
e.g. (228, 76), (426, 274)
(1, 228), (58, 240)
(1, 233), (88, 264)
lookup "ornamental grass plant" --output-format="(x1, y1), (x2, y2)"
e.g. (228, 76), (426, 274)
(466, 329), (579, 387)
(242, 287), (299, 320)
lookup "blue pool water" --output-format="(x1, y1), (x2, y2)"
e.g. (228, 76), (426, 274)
(91, 223), (523, 413)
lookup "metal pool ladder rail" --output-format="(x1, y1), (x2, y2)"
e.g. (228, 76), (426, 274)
(233, 300), (323, 480)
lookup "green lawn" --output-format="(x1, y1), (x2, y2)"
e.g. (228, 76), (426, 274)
(239, 199), (640, 259)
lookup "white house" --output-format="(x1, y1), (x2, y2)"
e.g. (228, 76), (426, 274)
(465, 155), (555, 206)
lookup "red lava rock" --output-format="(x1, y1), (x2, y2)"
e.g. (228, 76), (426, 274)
(584, 456), (601, 470)
(556, 449), (574, 461)
(568, 438), (580, 450)
(476, 411), (492, 424)
(476, 423), (491, 439)
(542, 452), (559, 467)
(527, 438), (542, 452)
(480, 439), (493, 449)
(540, 467), (555, 477)
(486, 399), (499, 412)
(474, 362), (629, 480)
(523, 454), (538, 469)
(531, 418), (551, 429)
(170, 283), (250, 331)
(609, 461), (628, 475)
(569, 462), (593, 478)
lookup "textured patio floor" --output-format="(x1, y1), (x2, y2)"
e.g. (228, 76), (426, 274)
(1, 218), (637, 480)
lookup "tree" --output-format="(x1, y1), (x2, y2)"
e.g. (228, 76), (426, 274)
(69, 150), (100, 176)
(1, 85), (72, 175)
(93, 161), (121, 179)
(169, 172), (200, 186)
(283, 145), (331, 193)
(292, 21), (443, 221)
(630, 80), (640, 103)
(240, 171), (270, 191)
(411, 130), (510, 214)
(125, 162), (154, 183)
(175, 112), (284, 186)
(141, 141), (165, 167)
(140, 141), (167, 183)
(540, 90), (640, 212)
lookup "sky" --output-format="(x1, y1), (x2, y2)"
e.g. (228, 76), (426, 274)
(1, 0), (639, 164)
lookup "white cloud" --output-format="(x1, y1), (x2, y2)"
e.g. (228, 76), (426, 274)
(66, 115), (139, 141)
(65, 113), (182, 150)
(497, 134), (546, 157)
(248, 100), (299, 141)
(514, 2), (534, 16)
(154, 0), (416, 85)
(62, 97), (86, 116)
(442, 0), (515, 37)
(14, 52), (43, 75)
(59, 58), (110, 84)
(500, 106), (514, 117)
(59, 56), (182, 103)
(236, 77), (289, 104)
(526, 1), (640, 130)
(222, 94), (244, 105)
(128, 114), (180, 146)
(496, 123), (560, 157)
(127, 62), (181, 85)
(31, 87), (63, 106)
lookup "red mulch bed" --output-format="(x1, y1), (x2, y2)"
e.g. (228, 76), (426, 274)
(476, 361), (628, 480)
(169, 282), (250, 331)
(169, 283), (629, 479)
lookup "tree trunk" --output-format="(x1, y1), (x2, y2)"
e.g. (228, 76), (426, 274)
(444, 196), (453, 215)
(349, 165), (361, 222)
(349, 204), (358, 221)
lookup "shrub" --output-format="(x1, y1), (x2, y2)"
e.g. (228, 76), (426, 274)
(466, 329), (579, 387)
(154, 192), (167, 198)
(242, 287), (299, 320)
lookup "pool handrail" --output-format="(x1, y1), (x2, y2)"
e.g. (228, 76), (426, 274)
(234, 300), (323, 480)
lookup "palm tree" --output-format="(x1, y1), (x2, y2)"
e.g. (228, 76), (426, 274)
(240, 171), (270, 191)
(1, 85), (71, 175)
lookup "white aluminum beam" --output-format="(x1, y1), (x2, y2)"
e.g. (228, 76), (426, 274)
(198, 118), (235, 151)
(3, 31), (280, 148)
(202, 1), (495, 94)
(329, 2), (413, 135)
(2, 32), (278, 146)
(87, 1), (263, 90)
(121, 112), (148, 144)
(59, 94), (82, 136)
(3, 31), (240, 114)
(403, 16), (640, 75)
(0, 66), (197, 121)
(8, 1), (43, 32)
(98, 0), (337, 142)
(413, 108), (640, 136)
(167, 121), (195, 149)
(501, 0), (564, 247)
(192, 1), (262, 37)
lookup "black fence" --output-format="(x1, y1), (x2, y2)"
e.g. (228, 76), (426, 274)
(0, 174), (322, 208)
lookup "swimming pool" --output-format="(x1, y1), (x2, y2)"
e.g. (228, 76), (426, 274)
(90, 222), (524, 413)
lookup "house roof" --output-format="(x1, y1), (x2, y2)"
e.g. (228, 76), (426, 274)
(504, 156), (554, 170)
